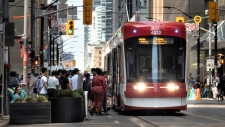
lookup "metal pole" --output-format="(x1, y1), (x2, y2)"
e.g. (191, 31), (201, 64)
(31, 0), (35, 74)
(23, 0), (28, 84)
(214, 22), (218, 77)
(1, 25), (4, 119)
(53, 38), (55, 66)
(197, 23), (200, 81)
(208, 23), (212, 98)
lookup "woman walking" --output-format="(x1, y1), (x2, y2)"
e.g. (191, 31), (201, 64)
(89, 68), (107, 116)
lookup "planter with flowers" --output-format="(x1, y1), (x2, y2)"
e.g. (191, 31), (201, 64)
(9, 95), (51, 125)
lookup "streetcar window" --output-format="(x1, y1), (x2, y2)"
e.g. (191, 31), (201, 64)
(124, 37), (186, 83)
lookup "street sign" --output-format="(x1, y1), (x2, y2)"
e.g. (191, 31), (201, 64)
(206, 59), (214, 69)
(51, 20), (58, 27)
(194, 15), (202, 24)
(185, 23), (199, 31)
(60, 24), (66, 32)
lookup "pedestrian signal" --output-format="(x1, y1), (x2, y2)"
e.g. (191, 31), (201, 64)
(66, 20), (74, 36)
(219, 55), (224, 64)
(66, 62), (70, 68)
(72, 60), (76, 66)
(34, 57), (39, 66)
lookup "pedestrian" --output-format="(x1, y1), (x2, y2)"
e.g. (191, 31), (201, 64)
(8, 71), (20, 88)
(39, 68), (48, 98)
(47, 71), (59, 97)
(71, 68), (80, 90)
(14, 86), (22, 99)
(59, 70), (70, 90)
(101, 71), (110, 115)
(90, 68), (96, 80)
(89, 68), (107, 116)
(83, 73), (91, 101)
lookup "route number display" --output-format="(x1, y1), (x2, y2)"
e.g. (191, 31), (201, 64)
(206, 59), (214, 69)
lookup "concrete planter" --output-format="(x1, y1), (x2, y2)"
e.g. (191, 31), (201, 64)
(49, 97), (83, 123)
(9, 102), (51, 125)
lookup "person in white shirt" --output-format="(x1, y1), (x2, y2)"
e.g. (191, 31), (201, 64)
(39, 68), (48, 97)
(47, 71), (59, 97)
(71, 68), (80, 90)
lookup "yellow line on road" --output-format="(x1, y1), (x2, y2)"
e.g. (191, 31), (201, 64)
(183, 111), (225, 123)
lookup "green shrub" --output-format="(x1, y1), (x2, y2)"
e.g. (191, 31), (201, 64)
(73, 91), (82, 98)
(25, 96), (36, 103)
(14, 98), (23, 103)
(36, 95), (47, 102)
(74, 89), (84, 96)
(55, 89), (75, 97)
(54, 89), (64, 97)
(54, 89), (83, 98)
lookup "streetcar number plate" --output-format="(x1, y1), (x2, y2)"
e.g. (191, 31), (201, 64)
(151, 30), (161, 35)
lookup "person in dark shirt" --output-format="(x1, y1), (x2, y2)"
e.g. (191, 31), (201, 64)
(59, 70), (69, 90)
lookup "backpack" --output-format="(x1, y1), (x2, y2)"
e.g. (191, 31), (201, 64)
(33, 76), (43, 94)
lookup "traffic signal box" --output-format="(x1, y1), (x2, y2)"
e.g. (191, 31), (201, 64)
(66, 62), (70, 68)
(72, 60), (76, 66)
(208, 2), (218, 22)
(66, 20), (74, 36)
(176, 17), (184, 22)
(34, 57), (39, 66)
(219, 54), (224, 64)
(83, 0), (92, 25)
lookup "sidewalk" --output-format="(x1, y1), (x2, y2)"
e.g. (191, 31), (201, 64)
(0, 116), (9, 127)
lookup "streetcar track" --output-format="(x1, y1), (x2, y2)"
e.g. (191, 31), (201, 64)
(135, 116), (160, 127)
(182, 111), (225, 123)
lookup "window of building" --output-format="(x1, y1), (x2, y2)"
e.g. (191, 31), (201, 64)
(99, 62), (101, 66)
(99, 51), (102, 54)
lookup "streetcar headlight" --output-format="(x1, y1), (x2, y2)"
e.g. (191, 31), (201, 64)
(133, 83), (146, 91)
(167, 83), (179, 91)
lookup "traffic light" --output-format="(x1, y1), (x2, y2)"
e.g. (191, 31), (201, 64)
(72, 60), (76, 66)
(66, 20), (74, 36)
(208, 2), (218, 22)
(176, 17), (184, 22)
(34, 57), (39, 66)
(219, 55), (224, 64)
(83, 0), (92, 25)
(66, 62), (69, 68)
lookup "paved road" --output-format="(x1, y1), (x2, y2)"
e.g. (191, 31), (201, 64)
(9, 100), (225, 127)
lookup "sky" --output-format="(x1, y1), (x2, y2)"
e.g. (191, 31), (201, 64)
(49, 0), (85, 71)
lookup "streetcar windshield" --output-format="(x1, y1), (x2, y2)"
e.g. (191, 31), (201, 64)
(124, 36), (186, 83)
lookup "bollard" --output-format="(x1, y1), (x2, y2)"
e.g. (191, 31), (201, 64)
(84, 91), (88, 120)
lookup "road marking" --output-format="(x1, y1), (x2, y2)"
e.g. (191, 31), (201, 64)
(114, 121), (120, 124)
(188, 104), (225, 108)
(183, 111), (225, 123)
(108, 116), (112, 118)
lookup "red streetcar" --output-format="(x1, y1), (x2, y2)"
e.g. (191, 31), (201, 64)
(105, 21), (187, 112)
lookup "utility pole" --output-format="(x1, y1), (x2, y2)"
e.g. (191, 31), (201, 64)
(31, 0), (35, 74)
(214, 22), (217, 77)
(23, 0), (28, 84)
